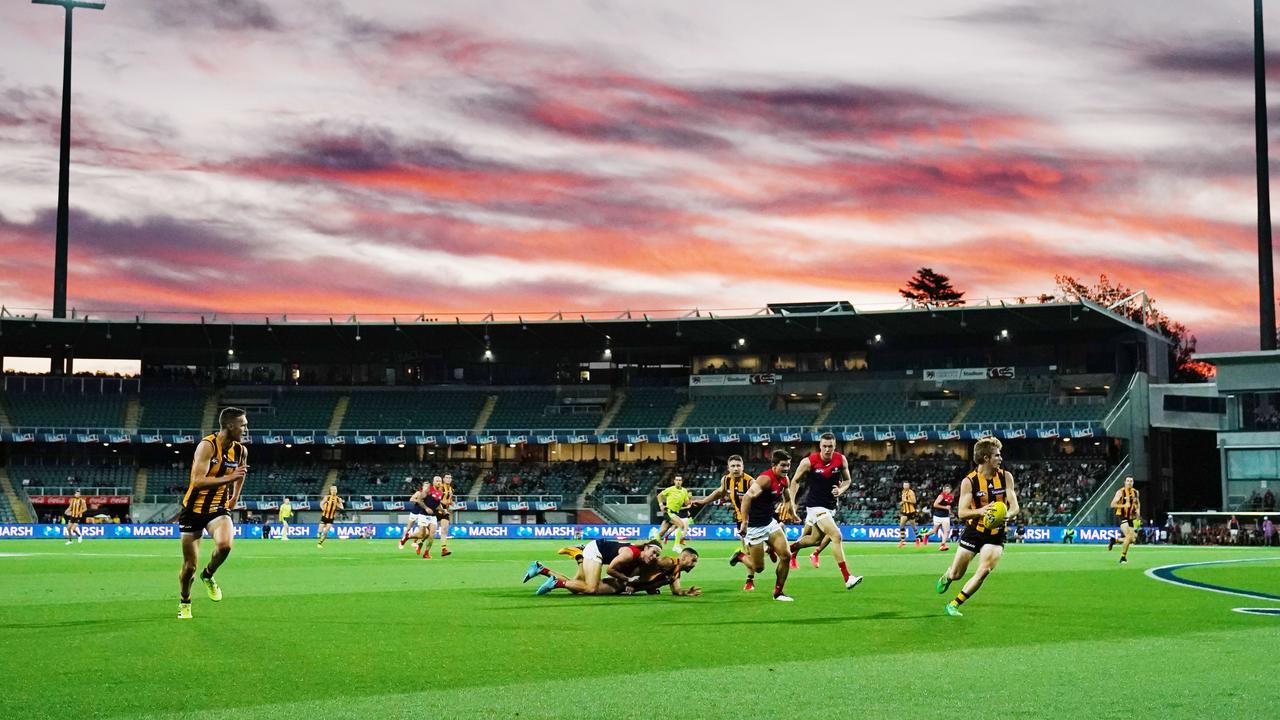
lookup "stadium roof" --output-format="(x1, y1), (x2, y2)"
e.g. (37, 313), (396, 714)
(0, 299), (1169, 365)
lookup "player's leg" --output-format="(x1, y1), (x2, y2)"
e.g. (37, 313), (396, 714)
(816, 515), (859, 587)
(897, 516), (908, 547)
(399, 517), (414, 547)
(281, 520), (290, 540)
(200, 515), (233, 600)
(1119, 522), (1136, 563)
(316, 522), (328, 547)
(938, 518), (951, 550)
(671, 515), (690, 549)
(653, 518), (671, 543)
(767, 529), (792, 599)
(178, 532), (201, 612)
(420, 520), (438, 557)
(940, 545), (975, 595)
(910, 521), (921, 546)
(439, 518), (451, 555)
(949, 543), (1002, 614)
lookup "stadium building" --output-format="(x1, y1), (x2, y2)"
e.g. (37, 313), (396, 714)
(0, 297), (1212, 536)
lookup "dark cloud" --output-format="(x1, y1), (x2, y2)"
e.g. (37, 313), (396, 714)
(945, 3), (1053, 26)
(271, 125), (482, 172)
(1139, 41), (1280, 79)
(149, 0), (281, 32)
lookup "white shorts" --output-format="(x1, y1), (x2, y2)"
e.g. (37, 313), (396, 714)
(409, 514), (436, 532)
(582, 540), (603, 565)
(804, 507), (833, 527)
(1230, 528), (1239, 539)
(932, 516), (952, 530)
(745, 520), (784, 547)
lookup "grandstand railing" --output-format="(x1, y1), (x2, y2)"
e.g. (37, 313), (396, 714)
(23, 486), (133, 497)
(1066, 455), (1132, 527)
(597, 494), (651, 505)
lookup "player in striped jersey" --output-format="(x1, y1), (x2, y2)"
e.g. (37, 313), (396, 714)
(64, 490), (87, 545)
(1107, 477), (1140, 564)
(691, 456), (756, 589)
(177, 408), (249, 620)
(316, 485), (344, 548)
(436, 474), (455, 557)
(897, 481), (919, 548)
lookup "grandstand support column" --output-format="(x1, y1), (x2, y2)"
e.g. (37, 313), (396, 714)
(132, 466), (148, 499)
(1256, 0), (1278, 350)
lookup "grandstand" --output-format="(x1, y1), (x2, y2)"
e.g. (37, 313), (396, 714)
(226, 390), (341, 431)
(7, 461), (135, 491)
(2, 385), (128, 428)
(138, 386), (208, 430)
(340, 390), (487, 431)
(823, 392), (957, 426)
(681, 394), (813, 429)
(608, 387), (681, 430)
(484, 390), (604, 431)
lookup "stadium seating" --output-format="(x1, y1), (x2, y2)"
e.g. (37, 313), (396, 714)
(7, 462), (135, 490)
(608, 388), (681, 429)
(482, 461), (599, 496)
(144, 462), (325, 496)
(232, 392), (340, 430)
(340, 390), (488, 431)
(823, 392), (957, 426)
(681, 395), (812, 429)
(138, 386), (208, 430)
(965, 394), (1107, 424)
(0, 493), (17, 522)
(336, 462), (477, 495)
(484, 391), (602, 431)
(597, 459), (669, 496)
(3, 388), (128, 428)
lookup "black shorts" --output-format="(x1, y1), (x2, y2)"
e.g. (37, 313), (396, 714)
(1118, 518), (1134, 530)
(67, 516), (83, 524)
(179, 508), (231, 536)
(959, 525), (1005, 552)
(320, 515), (337, 525)
(437, 510), (451, 522)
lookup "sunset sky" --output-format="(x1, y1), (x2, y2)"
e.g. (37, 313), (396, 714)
(0, 0), (1276, 351)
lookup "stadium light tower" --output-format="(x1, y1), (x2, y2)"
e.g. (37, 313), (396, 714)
(1256, 0), (1277, 350)
(32, 0), (105, 325)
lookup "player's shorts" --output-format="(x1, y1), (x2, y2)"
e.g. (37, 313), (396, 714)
(745, 520), (784, 547)
(179, 507), (231, 536)
(582, 540), (604, 565)
(804, 506), (833, 527)
(407, 513), (430, 528)
(958, 524), (1005, 552)
(899, 514), (915, 525)
(667, 508), (692, 523)
(67, 516), (83, 524)
(1118, 518), (1134, 531)
(320, 515), (337, 525)
(1229, 528), (1239, 539)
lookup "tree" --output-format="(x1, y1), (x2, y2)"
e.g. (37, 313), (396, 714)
(900, 267), (966, 307)
(1054, 274), (1214, 382)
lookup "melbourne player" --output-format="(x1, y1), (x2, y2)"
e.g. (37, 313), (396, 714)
(730, 450), (795, 601)
(64, 490), (87, 545)
(176, 408), (249, 620)
(936, 437), (1020, 617)
(1107, 477), (1140, 564)
(920, 483), (955, 551)
(897, 481), (919, 548)
(316, 485), (343, 548)
(531, 547), (701, 597)
(398, 478), (439, 551)
(691, 455), (755, 589)
(786, 433), (862, 589)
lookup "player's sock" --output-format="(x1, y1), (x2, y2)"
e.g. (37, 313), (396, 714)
(773, 583), (785, 598)
(200, 567), (213, 580)
(789, 542), (799, 555)
(953, 589), (971, 606)
(837, 561), (850, 582)
(539, 566), (553, 576)
(554, 579), (567, 589)
(674, 529), (684, 547)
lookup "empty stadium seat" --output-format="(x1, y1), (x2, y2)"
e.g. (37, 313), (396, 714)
(681, 395), (812, 429)
(3, 388), (128, 428)
(341, 391), (487, 431)
(609, 388), (680, 429)
(138, 386), (208, 430)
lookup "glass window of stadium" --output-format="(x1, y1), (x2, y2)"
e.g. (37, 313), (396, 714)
(1225, 449), (1279, 509)
(1240, 392), (1280, 431)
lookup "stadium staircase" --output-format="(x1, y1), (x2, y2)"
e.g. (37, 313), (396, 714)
(1068, 455), (1132, 527)
(472, 395), (498, 432)
(667, 400), (695, 430)
(594, 389), (627, 431)
(0, 393), (10, 428)
(133, 467), (149, 498)
(466, 463), (493, 498)
(811, 397), (836, 428)
(321, 468), (340, 494)
(0, 468), (35, 523)
(199, 392), (220, 432)
(122, 396), (143, 431)
(949, 397), (978, 427)
(327, 395), (350, 435)
(577, 465), (609, 508)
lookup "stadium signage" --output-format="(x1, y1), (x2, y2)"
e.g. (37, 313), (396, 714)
(923, 366), (1015, 382)
(75, 434), (99, 443)
(536, 435), (558, 445)
(446, 435), (467, 445)
(29, 495), (130, 505)
(44, 433), (67, 443)
(749, 433), (771, 443)
(108, 434), (131, 444)
(718, 433), (740, 443)
(659, 433), (678, 443)
(0, 525), (34, 537)
(1036, 428), (1059, 439)
(626, 434), (649, 444)
(325, 435), (347, 445)
(141, 434), (164, 444)
(688, 373), (781, 386)
(1071, 427), (1095, 438)
(355, 435), (376, 445)
(780, 432), (801, 442)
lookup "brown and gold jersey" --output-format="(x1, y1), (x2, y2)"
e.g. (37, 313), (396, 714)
(321, 494), (342, 519)
(900, 489), (917, 515)
(964, 470), (1009, 536)
(721, 472), (753, 521)
(67, 497), (87, 519)
(1115, 487), (1139, 520)
(181, 434), (246, 514)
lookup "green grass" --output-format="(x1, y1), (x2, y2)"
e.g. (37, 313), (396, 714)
(1, 539), (1277, 719)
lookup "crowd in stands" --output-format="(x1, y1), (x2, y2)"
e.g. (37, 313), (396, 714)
(597, 459), (667, 496)
(1245, 488), (1277, 512)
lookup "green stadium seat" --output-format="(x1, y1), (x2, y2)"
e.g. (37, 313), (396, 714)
(341, 390), (487, 431)
(609, 388), (680, 430)
(3, 388), (128, 428)
(138, 386), (208, 430)
(681, 395), (812, 429)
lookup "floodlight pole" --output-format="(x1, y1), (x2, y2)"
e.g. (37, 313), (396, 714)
(33, 0), (104, 324)
(1256, 0), (1277, 350)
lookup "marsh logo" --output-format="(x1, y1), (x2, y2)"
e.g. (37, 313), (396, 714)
(1077, 527), (1122, 542)
(865, 526), (902, 541)
(1022, 527), (1052, 542)
(715, 526), (737, 539)
(0, 525), (35, 538)
(593, 525), (644, 538)
(462, 526), (510, 538)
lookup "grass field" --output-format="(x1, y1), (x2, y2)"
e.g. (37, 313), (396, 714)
(2, 538), (1277, 719)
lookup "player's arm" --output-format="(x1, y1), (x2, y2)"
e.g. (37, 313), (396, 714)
(228, 447), (248, 508)
(606, 549), (641, 585)
(1108, 489), (1124, 509)
(693, 480), (726, 508)
(412, 493), (432, 514)
(737, 475), (767, 533)
(668, 575), (702, 597)
(1003, 471), (1020, 519)
(188, 441), (244, 489)
(932, 493), (947, 510)
(955, 478), (984, 521)
(833, 465), (853, 497)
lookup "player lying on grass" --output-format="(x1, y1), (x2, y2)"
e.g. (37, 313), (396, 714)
(528, 546), (703, 596)
(522, 539), (662, 595)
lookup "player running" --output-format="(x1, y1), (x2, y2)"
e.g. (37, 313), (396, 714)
(64, 490), (86, 545)
(656, 475), (694, 551)
(691, 455), (757, 589)
(786, 433), (862, 589)
(936, 437), (1020, 617)
(1107, 477), (1140, 564)
(176, 407), (249, 620)
(730, 450), (795, 601)
(897, 481), (919, 548)
(920, 483), (955, 551)
(398, 478), (439, 552)
(316, 485), (344, 548)
(436, 474), (456, 557)
(523, 539), (662, 595)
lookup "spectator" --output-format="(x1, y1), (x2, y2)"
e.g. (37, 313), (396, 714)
(1264, 517), (1276, 547)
